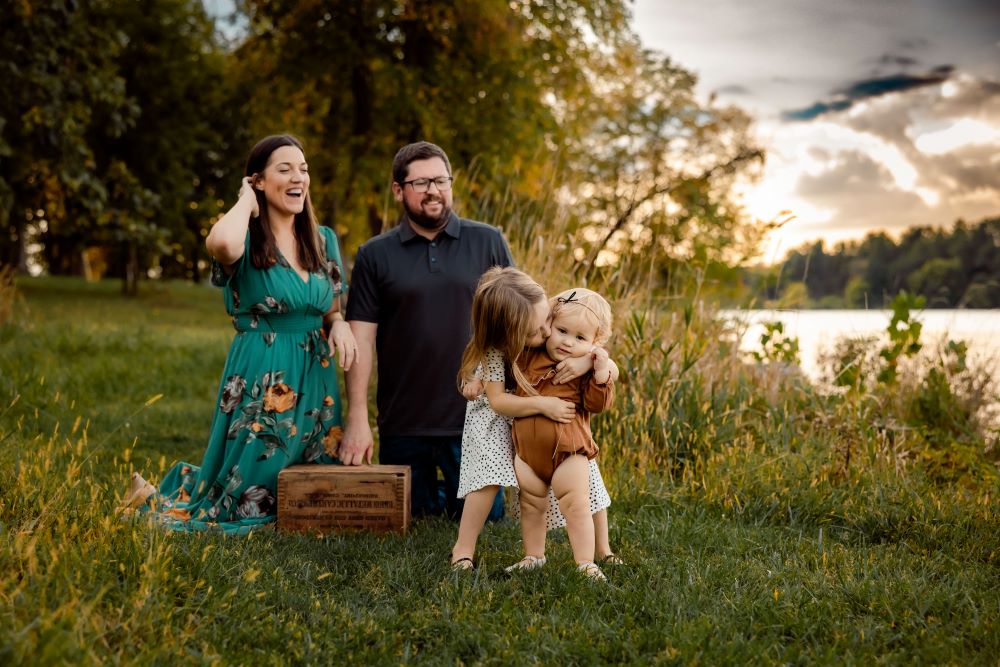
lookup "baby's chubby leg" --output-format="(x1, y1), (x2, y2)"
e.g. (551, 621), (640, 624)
(513, 455), (549, 559)
(551, 455), (595, 565)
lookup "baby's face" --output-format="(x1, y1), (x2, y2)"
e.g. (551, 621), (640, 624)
(545, 309), (598, 362)
(524, 298), (551, 348)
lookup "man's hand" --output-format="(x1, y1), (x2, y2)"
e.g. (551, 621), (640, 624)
(339, 418), (373, 465)
(341, 320), (377, 465)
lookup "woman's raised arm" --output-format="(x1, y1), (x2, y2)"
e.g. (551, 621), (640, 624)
(206, 177), (258, 267)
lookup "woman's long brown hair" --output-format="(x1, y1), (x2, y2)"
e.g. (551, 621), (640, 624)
(458, 267), (546, 396)
(244, 134), (324, 272)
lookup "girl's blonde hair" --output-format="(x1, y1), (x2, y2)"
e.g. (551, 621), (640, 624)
(458, 266), (545, 395)
(549, 288), (613, 345)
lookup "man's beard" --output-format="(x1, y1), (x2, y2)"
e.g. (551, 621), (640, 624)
(404, 195), (451, 230)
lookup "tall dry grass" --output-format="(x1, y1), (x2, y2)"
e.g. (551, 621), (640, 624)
(465, 178), (998, 497)
(2, 259), (998, 663)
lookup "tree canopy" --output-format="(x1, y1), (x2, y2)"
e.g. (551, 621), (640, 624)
(751, 217), (1000, 308)
(1, 0), (765, 292)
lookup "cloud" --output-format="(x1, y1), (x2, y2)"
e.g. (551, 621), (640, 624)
(875, 53), (920, 68)
(837, 74), (1000, 193)
(783, 66), (954, 121)
(715, 84), (751, 95)
(783, 100), (853, 122)
(795, 151), (927, 228)
(754, 74), (1000, 254)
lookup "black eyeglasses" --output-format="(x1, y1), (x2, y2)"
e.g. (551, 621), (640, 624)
(400, 176), (453, 193)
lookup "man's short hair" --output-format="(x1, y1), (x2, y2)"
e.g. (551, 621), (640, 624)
(392, 141), (453, 185)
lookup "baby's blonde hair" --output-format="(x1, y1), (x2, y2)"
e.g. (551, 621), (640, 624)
(549, 288), (613, 345)
(458, 267), (546, 394)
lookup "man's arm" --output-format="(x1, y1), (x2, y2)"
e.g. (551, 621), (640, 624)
(340, 320), (377, 465)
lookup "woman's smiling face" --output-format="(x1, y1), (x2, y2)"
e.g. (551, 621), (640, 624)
(257, 145), (309, 218)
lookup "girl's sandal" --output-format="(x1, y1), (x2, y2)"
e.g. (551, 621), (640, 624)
(599, 553), (624, 566)
(504, 555), (546, 573)
(577, 561), (607, 581)
(450, 556), (476, 571)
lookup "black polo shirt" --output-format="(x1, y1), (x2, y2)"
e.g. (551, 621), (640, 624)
(346, 212), (514, 437)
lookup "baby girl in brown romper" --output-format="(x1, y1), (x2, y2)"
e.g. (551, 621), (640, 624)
(512, 346), (614, 484)
(507, 288), (617, 580)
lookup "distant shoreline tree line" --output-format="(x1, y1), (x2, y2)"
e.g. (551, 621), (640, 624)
(1, 0), (765, 296)
(746, 217), (1000, 309)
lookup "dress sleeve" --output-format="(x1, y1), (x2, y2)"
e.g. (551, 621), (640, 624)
(484, 349), (506, 383)
(581, 375), (614, 414)
(210, 231), (249, 288)
(321, 226), (346, 296)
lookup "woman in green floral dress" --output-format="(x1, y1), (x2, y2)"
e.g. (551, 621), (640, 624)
(136, 135), (357, 534)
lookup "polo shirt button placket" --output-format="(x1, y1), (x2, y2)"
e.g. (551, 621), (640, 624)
(429, 242), (440, 273)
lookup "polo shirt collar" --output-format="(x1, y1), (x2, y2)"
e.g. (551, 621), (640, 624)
(399, 211), (461, 243)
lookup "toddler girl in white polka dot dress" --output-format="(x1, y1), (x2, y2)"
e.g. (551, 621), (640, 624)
(449, 267), (620, 571)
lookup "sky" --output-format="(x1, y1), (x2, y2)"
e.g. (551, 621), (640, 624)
(631, 0), (1000, 261)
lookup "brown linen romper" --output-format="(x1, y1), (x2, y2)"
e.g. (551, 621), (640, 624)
(511, 348), (615, 484)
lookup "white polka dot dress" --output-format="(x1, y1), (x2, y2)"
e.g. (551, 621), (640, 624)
(457, 349), (518, 497)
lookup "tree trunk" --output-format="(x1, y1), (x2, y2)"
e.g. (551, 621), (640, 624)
(15, 217), (29, 274)
(122, 240), (140, 296)
(191, 238), (202, 283)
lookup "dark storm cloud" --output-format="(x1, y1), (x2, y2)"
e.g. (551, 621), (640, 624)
(783, 66), (955, 121)
(783, 100), (853, 121)
(843, 66), (953, 99)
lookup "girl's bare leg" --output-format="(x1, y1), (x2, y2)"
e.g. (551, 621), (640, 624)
(451, 485), (499, 564)
(593, 509), (614, 559)
(513, 455), (549, 559)
(551, 455), (595, 565)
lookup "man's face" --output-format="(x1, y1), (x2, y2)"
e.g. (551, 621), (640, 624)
(392, 157), (453, 230)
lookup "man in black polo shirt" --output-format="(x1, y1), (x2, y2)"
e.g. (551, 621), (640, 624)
(341, 141), (513, 519)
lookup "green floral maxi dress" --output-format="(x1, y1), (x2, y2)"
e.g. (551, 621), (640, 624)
(151, 227), (345, 534)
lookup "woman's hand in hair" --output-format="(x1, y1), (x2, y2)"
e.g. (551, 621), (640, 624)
(240, 176), (260, 218)
(206, 176), (258, 266)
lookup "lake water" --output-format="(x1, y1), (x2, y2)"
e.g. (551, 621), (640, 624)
(723, 309), (1000, 381)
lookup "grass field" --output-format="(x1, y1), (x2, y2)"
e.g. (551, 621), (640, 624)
(1, 277), (998, 665)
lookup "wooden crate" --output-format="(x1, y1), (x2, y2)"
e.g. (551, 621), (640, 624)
(277, 464), (411, 534)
